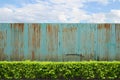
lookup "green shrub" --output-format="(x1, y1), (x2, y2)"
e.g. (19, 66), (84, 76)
(0, 61), (120, 79)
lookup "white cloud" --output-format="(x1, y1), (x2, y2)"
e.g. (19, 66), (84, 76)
(87, 13), (106, 23)
(0, 0), (119, 23)
(58, 12), (68, 22)
(0, 8), (13, 22)
(107, 10), (120, 23)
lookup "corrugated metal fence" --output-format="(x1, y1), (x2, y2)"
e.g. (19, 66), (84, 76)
(0, 23), (120, 61)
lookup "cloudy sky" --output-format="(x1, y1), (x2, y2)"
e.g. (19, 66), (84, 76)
(0, 0), (120, 23)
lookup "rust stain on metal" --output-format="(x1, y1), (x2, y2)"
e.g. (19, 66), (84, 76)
(63, 27), (77, 32)
(32, 35), (36, 47)
(10, 24), (12, 28)
(0, 48), (6, 60)
(104, 24), (110, 30)
(47, 24), (52, 33)
(104, 24), (111, 59)
(47, 24), (53, 51)
(0, 31), (3, 39)
(33, 24), (39, 32)
(98, 24), (110, 30)
(18, 23), (24, 32)
(11, 23), (24, 32)
(10, 23), (24, 60)
(63, 27), (67, 32)
(90, 32), (94, 53)
(117, 36), (120, 42)
(55, 25), (58, 45)
(32, 51), (35, 60)
(13, 23), (17, 28)
(115, 24), (120, 42)
(98, 24), (103, 29)
(104, 24), (111, 43)
(46, 24), (58, 53)
(70, 27), (77, 32)
(31, 24), (41, 48)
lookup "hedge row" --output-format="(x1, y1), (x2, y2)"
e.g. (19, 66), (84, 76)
(0, 61), (120, 80)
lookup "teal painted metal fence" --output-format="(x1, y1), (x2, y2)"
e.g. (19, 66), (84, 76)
(0, 23), (120, 61)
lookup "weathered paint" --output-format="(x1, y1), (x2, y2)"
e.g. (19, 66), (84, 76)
(0, 23), (120, 61)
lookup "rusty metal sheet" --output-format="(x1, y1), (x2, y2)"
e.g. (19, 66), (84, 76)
(115, 24), (120, 60)
(0, 23), (120, 61)
(28, 24), (41, 60)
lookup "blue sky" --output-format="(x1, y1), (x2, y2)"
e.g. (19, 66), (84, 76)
(0, 0), (120, 23)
